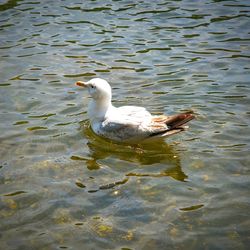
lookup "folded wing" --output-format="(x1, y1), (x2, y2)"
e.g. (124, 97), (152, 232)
(99, 112), (194, 142)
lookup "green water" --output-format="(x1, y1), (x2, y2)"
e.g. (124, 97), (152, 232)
(0, 0), (249, 249)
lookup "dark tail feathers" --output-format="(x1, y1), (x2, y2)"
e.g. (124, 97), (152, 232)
(166, 113), (195, 129)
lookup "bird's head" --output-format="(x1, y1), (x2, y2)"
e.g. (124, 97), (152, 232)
(76, 78), (112, 102)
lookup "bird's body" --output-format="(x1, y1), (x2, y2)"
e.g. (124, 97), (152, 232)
(76, 78), (194, 143)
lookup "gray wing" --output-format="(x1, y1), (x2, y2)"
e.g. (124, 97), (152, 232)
(100, 118), (144, 142)
(99, 116), (167, 142)
(99, 106), (153, 142)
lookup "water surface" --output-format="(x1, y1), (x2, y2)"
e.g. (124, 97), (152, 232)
(0, 0), (249, 249)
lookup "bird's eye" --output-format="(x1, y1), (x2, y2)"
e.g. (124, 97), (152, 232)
(91, 85), (94, 89)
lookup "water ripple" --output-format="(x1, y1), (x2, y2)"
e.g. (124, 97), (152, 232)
(0, 0), (249, 249)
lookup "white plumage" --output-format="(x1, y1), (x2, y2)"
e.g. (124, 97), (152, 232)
(76, 78), (194, 143)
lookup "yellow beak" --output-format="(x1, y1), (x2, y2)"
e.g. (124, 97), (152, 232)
(75, 81), (87, 87)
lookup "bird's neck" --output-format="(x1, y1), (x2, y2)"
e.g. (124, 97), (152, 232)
(88, 98), (113, 122)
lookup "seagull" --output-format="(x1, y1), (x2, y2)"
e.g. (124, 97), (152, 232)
(76, 78), (194, 143)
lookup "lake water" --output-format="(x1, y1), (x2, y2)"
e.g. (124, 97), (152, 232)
(0, 0), (249, 249)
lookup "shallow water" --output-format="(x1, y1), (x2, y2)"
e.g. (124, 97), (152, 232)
(0, 0), (249, 249)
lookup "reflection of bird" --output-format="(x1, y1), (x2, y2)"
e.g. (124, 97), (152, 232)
(81, 124), (188, 182)
(76, 78), (194, 143)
